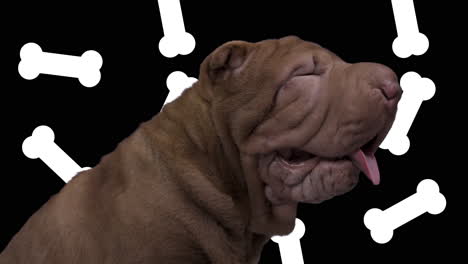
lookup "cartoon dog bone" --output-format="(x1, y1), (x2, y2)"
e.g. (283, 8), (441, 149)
(364, 179), (446, 244)
(271, 218), (306, 264)
(391, 0), (429, 58)
(22, 125), (91, 183)
(157, 0), (196, 58)
(379, 72), (435, 155)
(163, 71), (198, 108)
(18, 42), (103, 88)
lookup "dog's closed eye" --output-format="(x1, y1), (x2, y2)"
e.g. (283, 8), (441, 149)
(294, 65), (316, 77)
(292, 60), (324, 77)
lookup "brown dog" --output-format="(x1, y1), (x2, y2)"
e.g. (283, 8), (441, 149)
(1, 36), (401, 263)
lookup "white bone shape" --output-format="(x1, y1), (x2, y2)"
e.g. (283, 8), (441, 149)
(391, 0), (429, 58)
(364, 179), (446, 244)
(271, 218), (305, 264)
(162, 71), (197, 109)
(18, 42), (103, 88)
(380, 72), (435, 155)
(157, 0), (196, 58)
(22, 126), (91, 183)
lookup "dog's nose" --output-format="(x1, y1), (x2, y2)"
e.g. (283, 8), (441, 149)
(347, 62), (402, 102)
(366, 63), (402, 101)
(378, 79), (401, 100)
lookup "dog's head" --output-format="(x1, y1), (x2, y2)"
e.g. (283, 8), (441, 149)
(198, 36), (401, 234)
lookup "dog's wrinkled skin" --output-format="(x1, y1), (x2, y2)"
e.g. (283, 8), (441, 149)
(1, 36), (401, 263)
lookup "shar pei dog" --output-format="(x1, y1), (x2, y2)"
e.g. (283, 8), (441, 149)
(1, 36), (401, 263)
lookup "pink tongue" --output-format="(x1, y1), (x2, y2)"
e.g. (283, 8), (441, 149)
(349, 150), (380, 185)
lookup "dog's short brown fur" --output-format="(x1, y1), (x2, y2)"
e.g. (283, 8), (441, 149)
(1, 36), (401, 263)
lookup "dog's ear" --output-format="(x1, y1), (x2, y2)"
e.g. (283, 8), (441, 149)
(208, 41), (250, 80)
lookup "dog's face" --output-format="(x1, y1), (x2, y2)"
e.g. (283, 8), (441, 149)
(199, 36), (401, 207)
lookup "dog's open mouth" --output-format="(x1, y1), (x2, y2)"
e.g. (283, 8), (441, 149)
(276, 148), (317, 165)
(274, 134), (382, 185)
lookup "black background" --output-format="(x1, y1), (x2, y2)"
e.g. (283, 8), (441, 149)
(2, 0), (464, 262)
